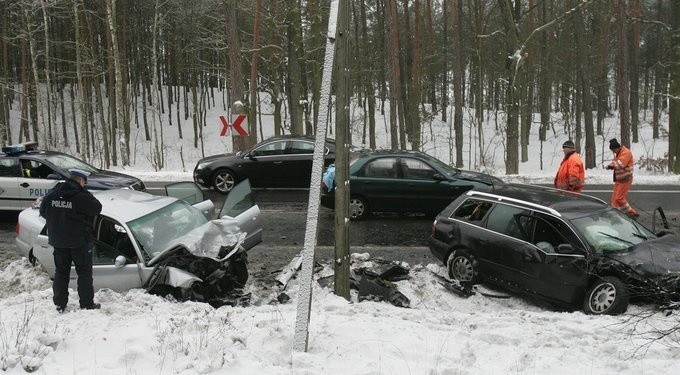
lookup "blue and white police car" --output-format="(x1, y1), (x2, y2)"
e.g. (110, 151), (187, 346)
(0, 141), (145, 210)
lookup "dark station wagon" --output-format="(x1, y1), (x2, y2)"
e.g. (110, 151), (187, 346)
(428, 184), (680, 315)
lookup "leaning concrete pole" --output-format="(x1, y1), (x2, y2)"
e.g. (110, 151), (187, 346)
(292, 0), (339, 353)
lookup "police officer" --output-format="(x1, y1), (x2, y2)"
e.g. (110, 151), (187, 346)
(40, 169), (102, 312)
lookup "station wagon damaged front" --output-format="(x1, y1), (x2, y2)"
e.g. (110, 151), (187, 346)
(428, 185), (680, 315)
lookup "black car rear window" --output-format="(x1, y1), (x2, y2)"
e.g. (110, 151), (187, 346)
(453, 199), (492, 223)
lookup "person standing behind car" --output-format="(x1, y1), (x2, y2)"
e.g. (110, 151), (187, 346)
(606, 138), (639, 218)
(39, 169), (102, 312)
(554, 140), (585, 193)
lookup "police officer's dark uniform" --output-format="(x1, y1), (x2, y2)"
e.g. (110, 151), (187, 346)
(39, 169), (102, 312)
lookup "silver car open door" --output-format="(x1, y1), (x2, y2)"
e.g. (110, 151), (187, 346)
(218, 179), (262, 251)
(164, 181), (215, 218)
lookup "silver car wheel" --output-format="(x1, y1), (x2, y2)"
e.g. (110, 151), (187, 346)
(587, 282), (616, 313)
(449, 255), (474, 282)
(349, 197), (366, 220)
(213, 170), (236, 193)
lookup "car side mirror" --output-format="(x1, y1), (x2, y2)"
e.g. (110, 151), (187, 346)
(114, 255), (127, 267)
(432, 173), (445, 181)
(46, 173), (60, 180)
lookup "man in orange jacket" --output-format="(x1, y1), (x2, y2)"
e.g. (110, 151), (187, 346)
(554, 140), (585, 193)
(607, 138), (638, 218)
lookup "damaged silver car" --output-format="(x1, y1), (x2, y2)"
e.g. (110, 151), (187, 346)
(15, 180), (262, 307)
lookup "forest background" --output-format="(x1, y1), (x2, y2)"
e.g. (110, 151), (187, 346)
(0, 0), (679, 175)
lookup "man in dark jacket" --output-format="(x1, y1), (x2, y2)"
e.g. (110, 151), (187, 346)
(40, 169), (102, 312)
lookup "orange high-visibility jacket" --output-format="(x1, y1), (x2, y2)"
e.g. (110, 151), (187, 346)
(609, 146), (634, 183)
(554, 151), (585, 192)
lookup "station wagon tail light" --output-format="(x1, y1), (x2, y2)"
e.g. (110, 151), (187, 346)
(431, 219), (437, 236)
(15, 223), (19, 235)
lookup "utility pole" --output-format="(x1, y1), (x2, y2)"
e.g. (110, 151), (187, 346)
(292, 0), (339, 353)
(334, 0), (351, 299)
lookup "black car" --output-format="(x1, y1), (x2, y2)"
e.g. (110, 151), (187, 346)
(320, 150), (503, 220)
(193, 135), (336, 193)
(428, 183), (679, 315)
(0, 142), (145, 210)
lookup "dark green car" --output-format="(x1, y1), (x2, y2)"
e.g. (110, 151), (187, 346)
(320, 150), (503, 219)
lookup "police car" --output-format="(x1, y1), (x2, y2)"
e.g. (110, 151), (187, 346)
(15, 180), (262, 306)
(0, 141), (145, 210)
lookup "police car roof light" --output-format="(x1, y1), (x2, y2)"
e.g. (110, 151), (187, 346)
(2, 141), (39, 155)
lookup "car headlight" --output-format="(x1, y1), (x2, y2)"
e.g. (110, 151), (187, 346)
(195, 162), (210, 171)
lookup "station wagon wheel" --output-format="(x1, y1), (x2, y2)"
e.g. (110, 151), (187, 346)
(213, 169), (236, 194)
(583, 276), (629, 315)
(349, 196), (369, 220)
(447, 250), (479, 285)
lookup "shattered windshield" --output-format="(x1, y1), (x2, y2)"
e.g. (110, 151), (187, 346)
(126, 200), (208, 260)
(570, 208), (655, 254)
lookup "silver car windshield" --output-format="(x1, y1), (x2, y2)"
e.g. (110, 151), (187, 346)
(126, 200), (209, 260)
(570, 208), (655, 253)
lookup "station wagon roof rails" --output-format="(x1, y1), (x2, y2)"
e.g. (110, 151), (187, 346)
(510, 182), (608, 205)
(465, 190), (561, 216)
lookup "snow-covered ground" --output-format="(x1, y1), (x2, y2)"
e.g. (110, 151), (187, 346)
(1, 89), (680, 373)
(1, 253), (680, 374)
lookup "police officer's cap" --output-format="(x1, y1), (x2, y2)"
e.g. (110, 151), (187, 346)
(69, 169), (90, 182)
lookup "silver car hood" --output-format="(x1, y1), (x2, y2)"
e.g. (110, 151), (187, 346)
(148, 218), (246, 266)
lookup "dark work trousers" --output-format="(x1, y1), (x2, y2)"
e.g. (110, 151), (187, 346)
(52, 245), (94, 308)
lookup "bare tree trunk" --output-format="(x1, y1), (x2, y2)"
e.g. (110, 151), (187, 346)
(151, 0), (165, 171)
(104, 2), (117, 165)
(360, 0), (376, 149)
(73, 0), (88, 155)
(39, 0), (54, 147)
(249, 0), (262, 146)
(385, 0), (401, 149)
(0, 1), (9, 144)
(652, 0), (663, 139)
(473, 0), (485, 167)
(286, 4), (304, 135)
(669, 0), (680, 173)
(615, 0), (631, 147)
(595, 1), (611, 135)
(410, 0), (423, 151)
(498, 0), (520, 174)
(106, 0), (128, 165)
(629, 0), (641, 143)
(225, 0), (247, 151)
(572, 0), (595, 169)
(441, 0), (448, 123)
(23, 3), (47, 147)
(451, 0), (463, 167)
